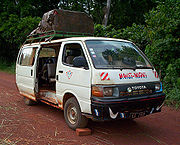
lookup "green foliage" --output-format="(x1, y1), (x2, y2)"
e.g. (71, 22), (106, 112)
(94, 23), (148, 50)
(0, 15), (41, 44)
(110, 0), (156, 29)
(0, 0), (158, 61)
(144, 0), (180, 107)
(94, 0), (180, 108)
(120, 24), (148, 49)
(144, 0), (180, 73)
(0, 14), (40, 61)
(0, 59), (15, 74)
(163, 59), (180, 89)
(165, 86), (180, 109)
(94, 24), (119, 38)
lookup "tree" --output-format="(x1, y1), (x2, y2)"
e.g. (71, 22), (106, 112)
(102, 0), (111, 27)
(0, 14), (40, 61)
(109, 0), (156, 29)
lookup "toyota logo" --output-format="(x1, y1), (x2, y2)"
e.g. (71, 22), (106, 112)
(127, 87), (132, 93)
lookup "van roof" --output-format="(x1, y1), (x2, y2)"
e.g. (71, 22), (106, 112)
(22, 37), (131, 47)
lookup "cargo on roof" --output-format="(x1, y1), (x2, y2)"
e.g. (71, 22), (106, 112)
(30, 9), (94, 36)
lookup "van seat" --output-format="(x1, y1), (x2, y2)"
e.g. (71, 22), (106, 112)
(47, 63), (56, 82)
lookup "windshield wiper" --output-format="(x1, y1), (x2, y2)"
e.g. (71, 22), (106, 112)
(119, 66), (154, 71)
(134, 66), (154, 70)
(119, 67), (137, 71)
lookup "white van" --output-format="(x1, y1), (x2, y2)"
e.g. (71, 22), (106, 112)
(16, 37), (165, 130)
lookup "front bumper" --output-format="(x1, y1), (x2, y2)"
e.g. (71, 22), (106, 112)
(90, 93), (165, 121)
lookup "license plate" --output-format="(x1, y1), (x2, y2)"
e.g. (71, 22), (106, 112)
(129, 111), (146, 118)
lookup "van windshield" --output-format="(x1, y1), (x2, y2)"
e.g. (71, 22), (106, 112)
(85, 40), (153, 69)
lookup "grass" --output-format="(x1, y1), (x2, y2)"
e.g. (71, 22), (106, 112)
(0, 133), (19, 145)
(0, 59), (15, 74)
(0, 120), (18, 145)
(164, 86), (180, 109)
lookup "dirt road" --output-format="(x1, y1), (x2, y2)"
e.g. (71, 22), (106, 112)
(0, 72), (179, 145)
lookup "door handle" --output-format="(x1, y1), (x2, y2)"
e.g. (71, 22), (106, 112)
(31, 69), (33, 76)
(59, 70), (63, 73)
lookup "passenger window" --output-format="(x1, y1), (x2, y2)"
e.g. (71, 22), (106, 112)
(39, 48), (56, 58)
(19, 47), (37, 66)
(62, 43), (88, 68)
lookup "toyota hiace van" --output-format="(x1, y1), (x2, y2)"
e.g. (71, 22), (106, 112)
(16, 36), (165, 130)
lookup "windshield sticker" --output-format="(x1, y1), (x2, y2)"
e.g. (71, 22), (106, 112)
(152, 70), (158, 78)
(66, 70), (73, 79)
(100, 72), (110, 80)
(89, 48), (94, 51)
(119, 72), (147, 79)
(91, 51), (95, 54)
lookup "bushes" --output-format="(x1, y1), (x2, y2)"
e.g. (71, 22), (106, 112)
(163, 59), (180, 108)
(94, 24), (120, 38)
(165, 87), (180, 109)
(94, 23), (148, 49)
(0, 14), (41, 61)
(144, 0), (180, 77)
(144, 0), (180, 108)
(0, 58), (15, 74)
(94, 0), (180, 108)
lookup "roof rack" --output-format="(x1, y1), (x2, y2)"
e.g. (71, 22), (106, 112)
(24, 30), (94, 44)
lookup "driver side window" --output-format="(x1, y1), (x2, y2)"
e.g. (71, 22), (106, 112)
(62, 43), (88, 68)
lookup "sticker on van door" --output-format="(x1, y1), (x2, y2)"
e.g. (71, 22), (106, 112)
(152, 70), (158, 78)
(66, 70), (73, 79)
(100, 72), (110, 80)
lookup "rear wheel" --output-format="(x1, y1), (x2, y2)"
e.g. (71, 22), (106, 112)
(24, 97), (36, 106)
(64, 97), (88, 130)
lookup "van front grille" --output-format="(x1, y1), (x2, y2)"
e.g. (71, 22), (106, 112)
(120, 89), (153, 96)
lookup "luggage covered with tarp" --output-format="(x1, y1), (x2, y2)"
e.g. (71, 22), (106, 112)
(30, 9), (94, 36)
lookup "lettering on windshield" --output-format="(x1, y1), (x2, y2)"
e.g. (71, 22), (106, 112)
(119, 72), (147, 79)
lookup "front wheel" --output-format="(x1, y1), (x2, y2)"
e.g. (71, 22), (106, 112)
(64, 97), (88, 130)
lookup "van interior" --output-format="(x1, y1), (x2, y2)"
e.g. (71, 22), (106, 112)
(36, 43), (61, 104)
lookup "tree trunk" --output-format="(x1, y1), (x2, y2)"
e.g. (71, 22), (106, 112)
(102, 0), (111, 27)
(87, 0), (91, 15)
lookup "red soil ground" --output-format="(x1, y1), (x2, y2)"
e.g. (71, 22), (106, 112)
(0, 71), (179, 145)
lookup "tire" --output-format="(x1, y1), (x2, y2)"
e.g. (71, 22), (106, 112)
(24, 97), (36, 106)
(64, 97), (88, 130)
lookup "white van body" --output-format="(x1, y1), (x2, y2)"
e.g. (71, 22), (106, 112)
(16, 37), (165, 129)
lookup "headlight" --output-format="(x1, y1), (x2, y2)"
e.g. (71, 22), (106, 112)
(155, 83), (161, 92)
(103, 87), (113, 96)
(92, 86), (119, 97)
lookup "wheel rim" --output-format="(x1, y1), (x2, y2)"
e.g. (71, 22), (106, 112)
(67, 104), (78, 125)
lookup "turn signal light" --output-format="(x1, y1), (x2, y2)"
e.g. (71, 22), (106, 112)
(92, 86), (103, 97)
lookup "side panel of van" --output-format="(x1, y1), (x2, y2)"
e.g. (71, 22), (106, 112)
(56, 41), (92, 114)
(16, 46), (40, 100)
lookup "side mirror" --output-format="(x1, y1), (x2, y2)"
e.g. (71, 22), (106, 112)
(73, 56), (88, 69)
